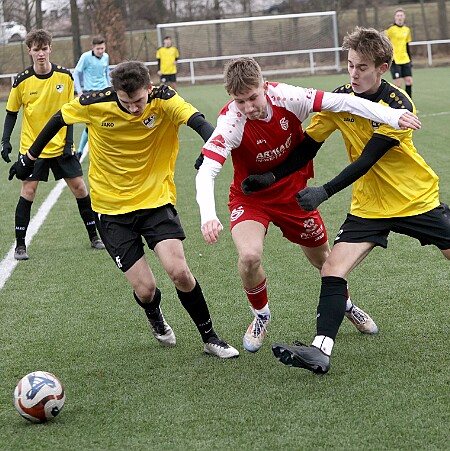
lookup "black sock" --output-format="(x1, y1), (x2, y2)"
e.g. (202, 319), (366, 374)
(15, 196), (32, 248)
(76, 194), (97, 240)
(176, 280), (216, 343)
(406, 85), (412, 97)
(133, 289), (162, 321)
(316, 276), (347, 340)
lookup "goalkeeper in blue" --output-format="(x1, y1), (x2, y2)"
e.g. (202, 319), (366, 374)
(241, 27), (450, 374)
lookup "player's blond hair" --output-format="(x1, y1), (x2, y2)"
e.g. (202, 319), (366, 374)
(224, 57), (264, 96)
(342, 27), (393, 68)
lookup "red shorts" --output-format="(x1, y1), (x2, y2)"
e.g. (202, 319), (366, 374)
(228, 194), (328, 247)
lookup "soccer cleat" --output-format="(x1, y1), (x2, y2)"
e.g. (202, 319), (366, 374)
(243, 312), (271, 353)
(204, 336), (239, 358)
(14, 245), (29, 261)
(272, 342), (330, 374)
(90, 236), (105, 250)
(345, 304), (379, 334)
(146, 307), (176, 347)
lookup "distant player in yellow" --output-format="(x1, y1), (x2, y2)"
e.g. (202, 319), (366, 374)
(1, 29), (104, 260)
(241, 27), (449, 374)
(385, 8), (413, 97)
(9, 60), (239, 359)
(156, 36), (179, 90)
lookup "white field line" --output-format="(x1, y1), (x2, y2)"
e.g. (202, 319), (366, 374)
(0, 149), (89, 290)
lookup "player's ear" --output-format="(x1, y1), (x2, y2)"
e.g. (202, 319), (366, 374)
(379, 62), (389, 75)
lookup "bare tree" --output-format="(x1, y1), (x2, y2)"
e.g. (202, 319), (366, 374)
(84, 0), (127, 64)
(35, 0), (42, 28)
(437, 0), (448, 40)
(70, 0), (82, 65)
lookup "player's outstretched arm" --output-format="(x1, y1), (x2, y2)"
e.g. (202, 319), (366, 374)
(297, 135), (397, 211)
(322, 92), (421, 130)
(241, 133), (323, 194)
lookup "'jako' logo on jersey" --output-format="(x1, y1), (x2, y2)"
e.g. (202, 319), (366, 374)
(230, 206), (245, 222)
(143, 114), (156, 128)
(102, 122), (114, 127)
(56, 84), (64, 93)
(280, 117), (289, 130)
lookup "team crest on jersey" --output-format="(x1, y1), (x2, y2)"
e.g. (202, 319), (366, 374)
(280, 117), (289, 131)
(55, 84), (64, 93)
(371, 121), (381, 130)
(143, 114), (156, 128)
(209, 134), (226, 150)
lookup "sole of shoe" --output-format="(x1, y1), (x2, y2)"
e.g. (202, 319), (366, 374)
(242, 336), (263, 353)
(272, 344), (329, 374)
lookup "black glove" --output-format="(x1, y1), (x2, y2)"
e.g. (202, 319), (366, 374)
(1, 140), (12, 163)
(8, 153), (35, 181)
(241, 172), (276, 195)
(296, 186), (328, 211)
(194, 152), (204, 170)
(62, 143), (74, 159)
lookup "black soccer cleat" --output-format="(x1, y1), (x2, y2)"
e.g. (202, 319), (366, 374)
(272, 343), (330, 374)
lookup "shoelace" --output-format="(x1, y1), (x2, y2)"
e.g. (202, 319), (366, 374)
(349, 307), (367, 325)
(251, 316), (269, 337)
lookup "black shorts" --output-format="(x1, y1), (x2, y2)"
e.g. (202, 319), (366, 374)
(160, 73), (177, 83)
(26, 153), (83, 181)
(334, 203), (450, 250)
(95, 204), (186, 272)
(390, 62), (413, 79)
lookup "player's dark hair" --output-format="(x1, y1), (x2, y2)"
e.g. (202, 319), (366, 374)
(342, 27), (393, 68)
(25, 29), (52, 49)
(224, 57), (264, 96)
(110, 61), (151, 94)
(92, 35), (105, 46)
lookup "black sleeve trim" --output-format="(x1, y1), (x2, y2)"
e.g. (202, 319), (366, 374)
(28, 111), (67, 158)
(187, 112), (215, 142)
(271, 133), (324, 180)
(2, 111), (18, 141)
(323, 134), (399, 196)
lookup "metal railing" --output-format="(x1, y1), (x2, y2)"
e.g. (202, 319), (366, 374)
(1, 39), (449, 86)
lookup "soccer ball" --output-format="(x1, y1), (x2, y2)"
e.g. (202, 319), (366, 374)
(13, 371), (65, 423)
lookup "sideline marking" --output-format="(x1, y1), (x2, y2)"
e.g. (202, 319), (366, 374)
(0, 149), (89, 290)
(420, 111), (450, 118)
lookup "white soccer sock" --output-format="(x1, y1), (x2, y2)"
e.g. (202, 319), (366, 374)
(312, 335), (334, 356)
(254, 304), (271, 318)
(346, 297), (353, 312)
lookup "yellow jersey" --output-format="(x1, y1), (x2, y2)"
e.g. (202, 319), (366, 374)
(306, 81), (440, 218)
(60, 86), (199, 215)
(156, 46), (179, 75)
(6, 64), (74, 158)
(385, 25), (412, 64)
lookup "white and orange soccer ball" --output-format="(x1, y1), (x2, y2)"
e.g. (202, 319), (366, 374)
(13, 371), (65, 423)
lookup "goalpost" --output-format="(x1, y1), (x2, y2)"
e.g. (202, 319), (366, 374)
(156, 12), (341, 82)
